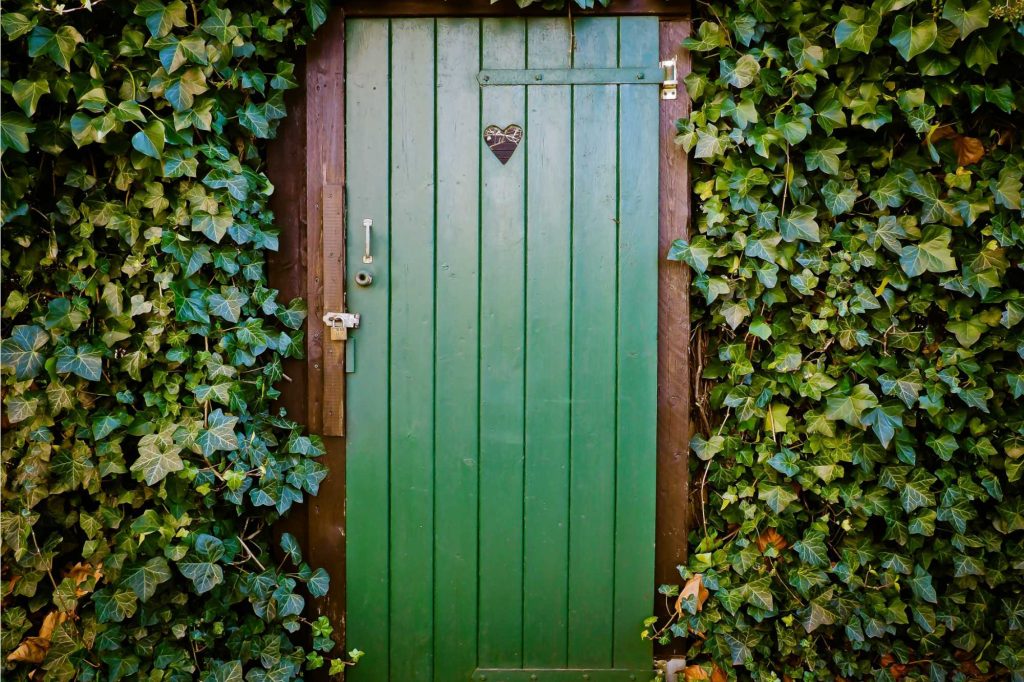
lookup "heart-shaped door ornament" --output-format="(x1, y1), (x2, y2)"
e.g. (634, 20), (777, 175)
(484, 124), (523, 165)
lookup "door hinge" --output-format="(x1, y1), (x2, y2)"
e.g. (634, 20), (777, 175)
(323, 311), (360, 341)
(660, 57), (678, 100)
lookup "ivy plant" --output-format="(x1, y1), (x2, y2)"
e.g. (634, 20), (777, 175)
(0, 0), (360, 679)
(648, 0), (1024, 679)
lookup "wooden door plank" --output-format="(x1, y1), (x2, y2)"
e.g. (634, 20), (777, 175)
(522, 16), (573, 670)
(567, 17), (619, 669)
(655, 17), (692, 602)
(612, 16), (660, 669)
(433, 17), (482, 682)
(478, 16), (527, 669)
(304, 10), (348, 668)
(387, 18), (438, 682)
(344, 18), (391, 682)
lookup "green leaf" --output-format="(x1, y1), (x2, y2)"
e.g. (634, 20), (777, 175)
(1, 112), (35, 154)
(123, 558), (172, 602)
(941, 0), (990, 38)
(207, 286), (249, 323)
(131, 120), (166, 160)
(27, 25), (83, 71)
(11, 79), (50, 117)
(197, 409), (239, 456)
(178, 561), (223, 594)
(909, 565), (938, 604)
(1, 325), (48, 380)
(825, 384), (878, 426)
(55, 345), (104, 381)
(793, 531), (829, 567)
(94, 589), (138, 623)
(308, 568), (330, 598)
(131, 428), (184, 485)
(901, 468), (937, 513)
(668, 236), (715, 273)
(861, 404), (903, 448)
(779, 206), (821, 243)
(134, 0), (188, 38)
(888, 15), (938, 61)
(759, 482), (798, 513)
(306, 0), (330, 30)
(834, 9), (881, 52)
(1, 12), (36, 39)
(899, 226), (957, 276)
(991, 169), (1022, 210)
(805, 139), (846, 175)
(722, 54), (760, 88)
(821, 180), (858, 217)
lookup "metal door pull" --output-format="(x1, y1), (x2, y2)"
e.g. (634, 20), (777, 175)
(362, 218), (373, 263)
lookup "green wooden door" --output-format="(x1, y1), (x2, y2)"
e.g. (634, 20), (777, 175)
(344, 16), (660, 682)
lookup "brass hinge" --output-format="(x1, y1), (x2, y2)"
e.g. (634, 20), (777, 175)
(660, 57), (678, 100)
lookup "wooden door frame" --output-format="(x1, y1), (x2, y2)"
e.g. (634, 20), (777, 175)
(266, 0), (691, 662)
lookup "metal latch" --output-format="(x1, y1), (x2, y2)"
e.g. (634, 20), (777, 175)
(323, 311), (360, 341)
(660, 57), (678, 100)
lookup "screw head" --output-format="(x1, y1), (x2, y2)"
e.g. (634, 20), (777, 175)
(482, 75), (490, 82)
(637, 72), (645, 80)
(535, 74), (543, 81)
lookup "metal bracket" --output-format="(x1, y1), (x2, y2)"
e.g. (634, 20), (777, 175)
(660, 57), (678, 100)
(323, 311), (360, 341)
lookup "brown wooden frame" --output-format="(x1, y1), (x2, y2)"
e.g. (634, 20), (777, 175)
(266, 0), (692, 662)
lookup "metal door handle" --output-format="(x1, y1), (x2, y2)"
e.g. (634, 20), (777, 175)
(362, 218), (373, 263)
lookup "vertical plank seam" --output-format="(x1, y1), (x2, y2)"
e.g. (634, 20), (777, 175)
(609, 17), (622, 666)
(474, 16), (484, 671)
(563, 72), (575, 670)
(385, 17), (395, 678)
(429, 17), (439, 681)
(519, 19), (529, 671)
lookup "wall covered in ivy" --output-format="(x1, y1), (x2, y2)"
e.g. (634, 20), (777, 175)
(0, 1), (353, 679)
(656, 0), (1024, 679)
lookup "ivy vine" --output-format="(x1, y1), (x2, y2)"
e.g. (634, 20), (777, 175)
(0, 0), (361, 679)
(648, 0), (1024, 679)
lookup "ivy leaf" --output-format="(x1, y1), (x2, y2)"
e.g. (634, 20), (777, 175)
(178, 561), (224, 594)
(1, 12), (36, 39)
(861, 404), (903, 448)
(825, 384), (878, 426)
(1, 325), (48, 380)
(1, 112), (35, 154)
(131, 120), (166, 160)
(722, 54), (760, 88)
(834, 9), (881, 53)
(779, 206), (821, 243)
(909, 565), (938, 604)
(308, 568), (330, 598)
(197, 409), (239, 456)
(306, 0), (331, 31)
(27, 25), (83, 71)
(878, 372), (923, 408)
(131, 428), (184, 485)
(55, 345), (104, 381)
(899, 226), (957, 276)
(821, 180), (858, 217)
(759, 482), (798, 513)
(208, 286), (249, 323)
(901, 468), (937, 513)
(668, 236), (715, 274)
(802, 590), (838, 633)
(11, 79), (50, 117)
(888, 15), (937, 61)
(793, 531), (829, 567)
(134, 0), (188, 38)
(94, 589), (138, 623)
(805, 139), (846, 175)
(941, 0), (990, 39)
(123, 558), (172, 602)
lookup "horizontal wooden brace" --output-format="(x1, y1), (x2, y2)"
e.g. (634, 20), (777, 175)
(479, 67), (664, 86)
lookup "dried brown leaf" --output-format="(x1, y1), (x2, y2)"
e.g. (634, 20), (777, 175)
(675, 574), (710, 615)
(756, 528), (788, 553)
(6, 637), (48, 664)
(953, 136), (985, 166)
